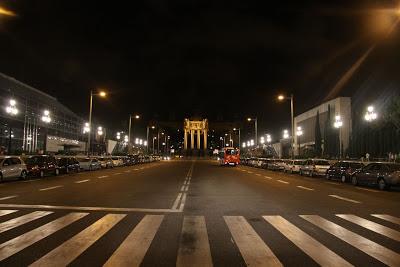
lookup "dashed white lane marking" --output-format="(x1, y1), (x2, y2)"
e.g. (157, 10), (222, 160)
(31, 214), (126, 266)
(264, 216), (352, 267)
(98, 175), (109, 179)
(277, 180), (289, 184)
(247, 171), (253, 174)
(180, 185), (186, 192)
(104, 215), (164, 267)
(124, 170), (131, 173)
(301, 215), (400, 267)
(264, 176), (273, 179)
(255, 173), (261, 176)
(172, 193), (183, 210)
(113, 172), (122, 176)
(179, 193), (187, 212)
(0, 212), (88, 261)
(325, 182), (341, 186)
(337, 214), (400, 241)
(177, 216), (213, 267)
(371, 214), (400, 225)
(328, 195), (361, 204)
(75, 179), (90, 184)
(134, 168), (140, 171)
(224, 216), (282, 267)
(39, 185), (64, 191)
(296, 186), (314, 191)
(356, 187), (380, 193)
(0, 195), (18, 201)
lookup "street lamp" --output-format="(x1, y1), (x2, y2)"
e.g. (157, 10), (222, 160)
(146, 125), (155, 153)
(247, 117), (258, 146)
(266, 134), (272, 144)
(296, 126), (303, 157)
(277, 94), (295, 158)
(233, 128), (241, 149)
(128, 114), (140, 147)
(41, 110), (51, 123)
(88, 90), (107, 155)
(153, 137), (157, 154)
(116, 132), (121, 140)
(334, 115), (343, 158)
(364, 106), (377, 122)
(97, 126), (103, 136)
(242, 142), (246, 148)
(250, 139), (254, 146)
(5, 99), (18, 154)
(260, 136), (265, 145)
(283, 129), (289, 139)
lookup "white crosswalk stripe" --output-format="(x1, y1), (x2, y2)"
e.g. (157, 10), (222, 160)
(224, 215), (283, 267)
(0, 210), (397, 266)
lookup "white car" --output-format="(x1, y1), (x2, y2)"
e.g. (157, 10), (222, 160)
(78, 158), (101, 171)
(0, 156), (27, 181)
(98, 157), (113, 168)
(300, 159), (331, 177)
(284, 159), (305, 173)
(111, 157), (124, 167)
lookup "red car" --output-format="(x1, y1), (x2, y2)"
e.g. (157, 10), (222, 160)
(218, 147), (240, 166)
(25, 155), (60, 178)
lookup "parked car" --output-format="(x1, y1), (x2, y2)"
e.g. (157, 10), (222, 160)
(326, 161), (364, 183)
(284, 159), (305, 173)
(267, 159), (286, 171)
(98, 157), (113, 168)
(299, 159), (331, 177)
(57, 157), (80, 174)
(111, 157), (124, 167)
(78, 158), (101, 171)
(0, 156), (27, 181)
(25, 155), (60, 177)
(352, 162), (400, 190)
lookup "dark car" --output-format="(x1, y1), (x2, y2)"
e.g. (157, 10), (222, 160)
(352, 162), (400, 190)
(56, 157), (80, 174)
(25, 155), (60, 178)
(326, 161), (364, 183)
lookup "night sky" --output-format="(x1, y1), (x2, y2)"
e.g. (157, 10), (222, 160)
(0, 0), (399, 136)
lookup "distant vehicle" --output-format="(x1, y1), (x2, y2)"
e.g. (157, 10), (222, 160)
(284, 159), (305, 173)
(299, 159), (330, 177)
(218, 147), (240, 166)
(78, 158), (101, 171)
(267, 159), (286, 171)
(98, 157), (113, 168)
(0, 156), (27, 181)
(326, 161), (364, 183)
(352, 162), (400, 190)
(25, 155), (59, 177)
(111, 157), (124, 167)
(57, 157), (80, 174)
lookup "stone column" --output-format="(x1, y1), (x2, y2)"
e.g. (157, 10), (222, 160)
(184, 129), (188, 150)
(203, 129), (207, 150)
(190, 130), (194, 149)
(197, 129), (201, 149)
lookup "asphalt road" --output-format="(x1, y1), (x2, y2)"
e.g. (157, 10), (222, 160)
(0, 159), (399, 266)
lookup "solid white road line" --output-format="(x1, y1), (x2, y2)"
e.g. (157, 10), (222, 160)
(329, 195), (361, 204)
(301, 215), (400, 267)
(104, 215), (164, 267)
(172, 193), (183, 210)
(30, 214), (126, 267)
(0, 210), (18, 217)
(0, 211), (53, 233)
(337, 214), (400, 242)
(264, 176), (272, 180)
(0, 212), (88, 261)
(39, 185), (63, 191)
(98, 175), (109, 179)
(75, 179), (90, 184)
(356, 187), (380, 193)
(371, 214), (400, 225)
(177, 216), (213, 267)
(179, 193), (187, 211)
(0, 195), (18, 201)
(180, 185), (186, 192)
(0, 203), (178, 213)
(277, 180), (289, 184)
(264, 216), (352, 267)
(296, 186), (314, 191)
(224, 216), (282, 267)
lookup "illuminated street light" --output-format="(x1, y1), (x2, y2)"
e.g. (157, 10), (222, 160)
(334, 115), (343, 128)
(247, 141), (250, 147)
(144, 141), (148, 146)
(116, 132), (121, 140)
(0, 6), (16, 16)
(260, 136), (265, 144)
(364, 105), (377, 122)
(247, 117), (258, 146)
(135, 138), (139, 145)
(250, 139), (254, 146)
(266, 134), (272, 143)
(99, 91), (107, 97)
(277, 94), (294, 158)
(283, 129), (289, 139)
(139, 139), (143, 145)
(83, 122), (90, 133)
(242, 142), (246, 148)
(5, 99), (18, 115)
(124, 135), (129, 143)
(296, 126), (303, 136)
(97, 126), (103, 136)
(88, 89), (107, 155)
(41, 110), (51, 123)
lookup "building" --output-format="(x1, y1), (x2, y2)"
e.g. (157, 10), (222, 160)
(294, 97), (351, 157)
(0, 73), (86, 154)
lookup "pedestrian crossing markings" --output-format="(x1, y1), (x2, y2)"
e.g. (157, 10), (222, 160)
(0, 210), (398, 266)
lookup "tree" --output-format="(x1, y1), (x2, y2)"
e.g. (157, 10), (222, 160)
(315, 111), (322, 156)
(386, 96), (400, 130)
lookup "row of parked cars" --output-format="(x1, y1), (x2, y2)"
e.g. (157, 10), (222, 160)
(0, 154), (161, 182)
(241, 157), (400, 190)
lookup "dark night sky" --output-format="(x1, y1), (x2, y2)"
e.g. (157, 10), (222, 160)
(0, 0), (399, 136)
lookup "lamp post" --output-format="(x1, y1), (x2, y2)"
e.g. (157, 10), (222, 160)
(333, 115), (343, 158)
(233, 128), (240, 149)
(247, 117), (258, 146)
(5, 99), (18, 154)
(364, 106), (377, 156)
(152, 137), (157, 154)
(128, 114), (140, 149)
(296, 126), (303, 157)
(87, 90), (106, 155)
(278, 94), (294, 158)
(41, 110), (52, 153)
(147, 125), (155, 154)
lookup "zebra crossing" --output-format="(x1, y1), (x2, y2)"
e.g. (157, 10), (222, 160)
(0, 209), (398, 266)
